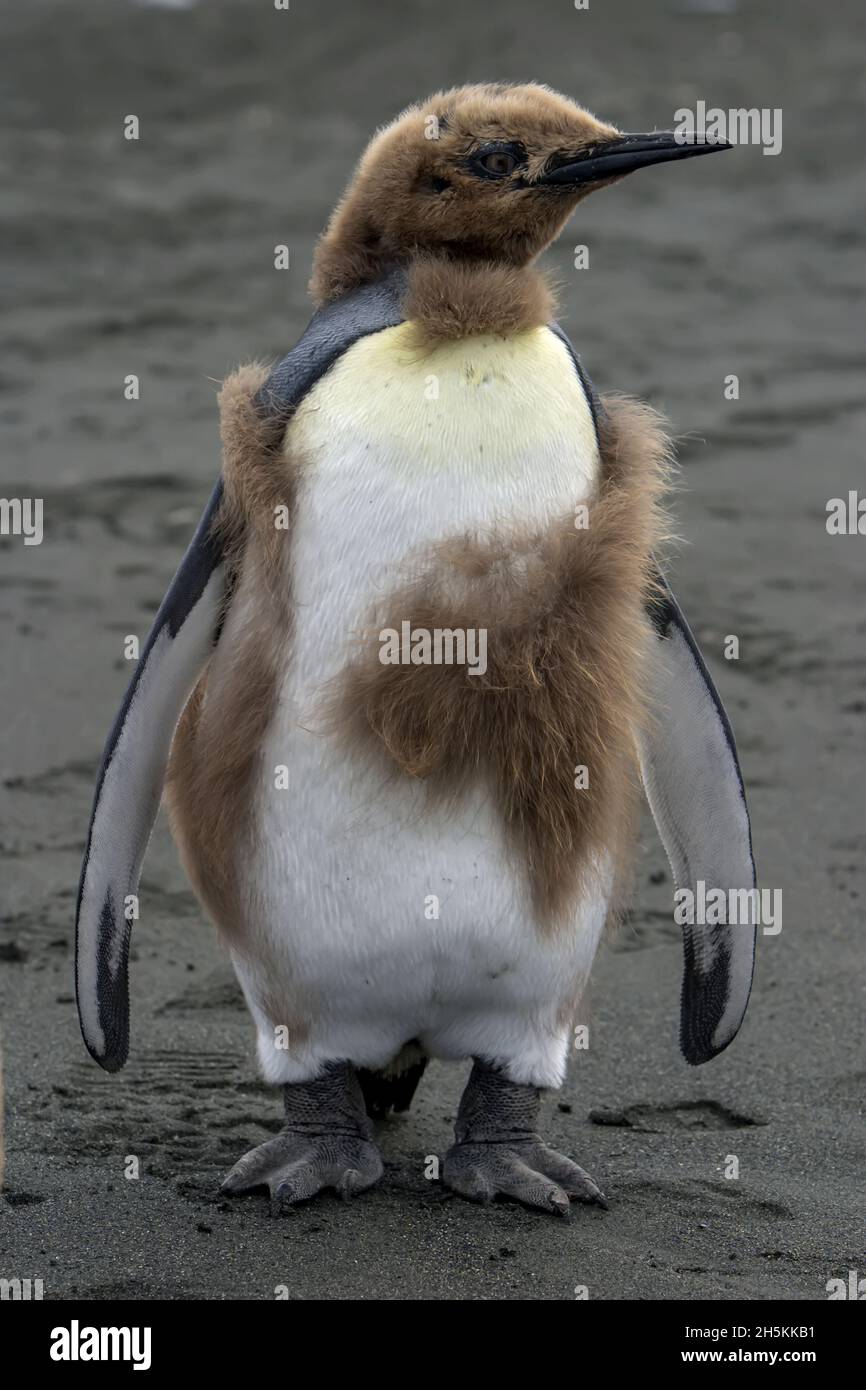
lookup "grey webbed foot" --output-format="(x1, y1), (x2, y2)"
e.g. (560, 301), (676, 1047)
(221, 1062), (384, 1205)
(442, 1059), (607, 1217)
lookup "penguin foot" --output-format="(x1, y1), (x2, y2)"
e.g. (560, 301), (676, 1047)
(443, 1138), (606, 1216)
(442, 1059), (607, 1217)
(220, 1062), (384, 1206)
(221, 1130), (383, 1205)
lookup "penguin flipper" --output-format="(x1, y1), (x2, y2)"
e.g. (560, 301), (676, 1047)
(641, 570), (756, 1065)
(75, 480), (228, 1072)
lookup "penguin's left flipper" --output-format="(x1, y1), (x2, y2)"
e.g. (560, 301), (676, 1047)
(75, 479), (228, 1073)
(641, 570), (757, 1065)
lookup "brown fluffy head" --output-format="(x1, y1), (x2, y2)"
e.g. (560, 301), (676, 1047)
(310, 83), (621, 303)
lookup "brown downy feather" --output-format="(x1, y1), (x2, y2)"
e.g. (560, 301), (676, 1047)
(166, 365), (295, 942)
(403, 257), (556, 343)
(323, 394), (673, 925)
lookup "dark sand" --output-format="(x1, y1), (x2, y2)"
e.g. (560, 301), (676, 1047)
(0, 0), (863, 1300)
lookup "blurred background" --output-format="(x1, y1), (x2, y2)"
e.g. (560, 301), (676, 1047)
(0, 0), (863, 1300)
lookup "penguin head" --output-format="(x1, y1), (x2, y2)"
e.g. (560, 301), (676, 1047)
(311, 82), (729, 302)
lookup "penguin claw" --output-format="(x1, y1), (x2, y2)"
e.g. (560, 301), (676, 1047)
(338, 1167), (364, 1201)
(549, 1190), (572, 1219)
(537, 1147), (608, 1209)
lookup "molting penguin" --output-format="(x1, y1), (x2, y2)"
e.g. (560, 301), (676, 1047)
(75, 83), (756, 1216)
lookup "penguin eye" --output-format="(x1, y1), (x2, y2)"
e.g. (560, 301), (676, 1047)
(469, 145), (525, 180)
(476, 150), (519, 178)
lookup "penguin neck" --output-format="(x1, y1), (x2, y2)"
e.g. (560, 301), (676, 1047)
(308, 205), (558, 341)
(400, 254), (558, 345)
(310, 219), (557, 342)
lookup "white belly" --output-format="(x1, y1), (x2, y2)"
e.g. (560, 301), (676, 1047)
(231, 324), (612, 1088)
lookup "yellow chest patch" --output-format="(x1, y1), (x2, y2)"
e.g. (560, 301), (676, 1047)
(288, 322), (599, 489)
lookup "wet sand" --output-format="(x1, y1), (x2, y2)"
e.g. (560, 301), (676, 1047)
(0, 0), (863, 1299)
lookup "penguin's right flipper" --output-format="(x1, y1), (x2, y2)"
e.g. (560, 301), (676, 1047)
(75, 480), (228, 1073)
(640, 571), (757, 1066)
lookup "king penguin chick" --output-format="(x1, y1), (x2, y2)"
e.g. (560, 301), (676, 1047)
(75, 83), (756, 1217)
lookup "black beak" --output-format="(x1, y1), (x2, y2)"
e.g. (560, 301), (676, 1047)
(537, 130), (731, 186)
